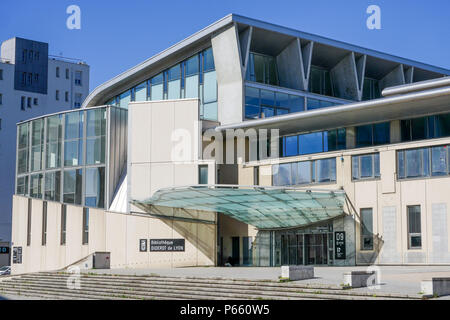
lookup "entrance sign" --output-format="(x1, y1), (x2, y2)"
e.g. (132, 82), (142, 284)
(334, 231), (346, 260)
(150, 239), (185, 252)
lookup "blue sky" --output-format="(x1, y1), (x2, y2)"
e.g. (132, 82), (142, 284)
(1, 0), (449, 90)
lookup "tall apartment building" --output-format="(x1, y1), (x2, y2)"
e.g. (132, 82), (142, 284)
(9, 15), (450, 273)
(0, 37), (89, 243)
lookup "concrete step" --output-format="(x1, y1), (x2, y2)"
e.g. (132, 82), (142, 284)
(16, 273), (422, 300)
(0, 279), (330, 300)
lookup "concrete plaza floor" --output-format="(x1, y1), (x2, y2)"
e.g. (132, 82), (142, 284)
(83, 265), (450, 298)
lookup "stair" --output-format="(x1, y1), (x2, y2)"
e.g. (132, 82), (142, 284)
(0, 272), (424, 300)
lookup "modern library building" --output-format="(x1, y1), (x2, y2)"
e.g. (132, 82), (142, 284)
(10, 14), (450, 273)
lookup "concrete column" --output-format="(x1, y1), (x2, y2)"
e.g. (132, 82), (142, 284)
(239, 26), (252, 72)
(212, 25), (245, 125)
(331, 52), (366, 101)
(379, 64), (405, 92)
(404, 66), (414, 84)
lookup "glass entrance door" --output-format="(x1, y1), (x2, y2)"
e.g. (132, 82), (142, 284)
(304, 234), (328, 265)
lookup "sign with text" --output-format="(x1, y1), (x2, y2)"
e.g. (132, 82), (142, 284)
(150, 239), (185, 252)
(12, 246), (22, 264)
(139, 239), (148, 252)
(0, 247), (9, 254)
(334, 231), (346, 260)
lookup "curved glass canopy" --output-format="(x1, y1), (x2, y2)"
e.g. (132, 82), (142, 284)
(131, 185), (347, 230)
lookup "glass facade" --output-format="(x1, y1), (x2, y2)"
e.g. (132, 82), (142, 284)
(106, 48), (217, 121)
(401, 113), (450, 142)
(245, 52), (278, 86)
(272, 158), (336, 186)
(362, 78), (381, 101)
(397, 144), (450, 179)
(280, 129), (346, 158)
(356, 122), (390, 148)
(309, 65), (333, 97)
(16, 106), (115, 209)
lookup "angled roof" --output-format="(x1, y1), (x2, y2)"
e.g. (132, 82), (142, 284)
(83, 14), (450, 109)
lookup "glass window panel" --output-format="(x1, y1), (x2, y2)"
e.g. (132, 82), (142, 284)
(46, 142), (61, 169)
(260, 90), (275, 106)
(356, 124), (373, 148)
(186, 55), (199, 76)
(400, 120), (411, 142)
(373, 122), (390, 145)
(422, 148), (430, 177)
(18, 123), (29, 149)
(408, 206), (421, 234)
(324, 130), (337, 152)
(203, 48), (215, 72)
(185, 75), (199, 98)
(167, 64), (181, 81)
(245, 105), (260, 120)
(150, 83), (163, 101)
(87, 109), (106, 137)
(307, 98), (321, 110)
(436, 114), (450, 138)
(337, 128), (346, 150)
(86, 136), (106, 165)
(397, 151), (405, 179)
(297, 161), (312, 185)
(245, 87), (259, 106)
(289, 95), (304, 113)
(134, 82), (147, 101)
(427, 116), (436, 138)
(198, 165), (208, 184)
(431, 146), (447, 176)
(65, 111), (83, 140)
(119, 90), (131, 109)
(299, 132), (323, 155)
(352, 156), (359, 180)
(44, 171), (60, 201)
(85, 167), (105, 208)
(46, 116), (62, 169)
(360, 155), (373, 178)
(361, 208), (373, 250)
(411, 117), (427, 141)
(168, 79), (181, 99)
(63, 169), (82, 205)
(405, 149), (422, 178)
(253, 54), (264, 83)
(277, 163), (292, 186)
(374, 153), (380, 177)
(261, 106), (275, 118)
(30, 144), (43, 172)
(203, 102), (218, 121)
(64, 140), (83, 166)
(151, 73), (163, 85)
(316, 158), (336, 183)
(275, 92), (289, 108)
(203, 71), (217, 103)
(16, 176), (29, 195)
(30, 173), (43, 198)
(18, 149), (29, 174)
(284, 136), (298, 157)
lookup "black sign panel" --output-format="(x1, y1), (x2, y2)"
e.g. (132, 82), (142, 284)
(0, 247), (9, 254)
(139, 239), (147, 252)
(150, 239), (185, 252)
(12, 246), (22, 264)
(334, 231), (346, 260)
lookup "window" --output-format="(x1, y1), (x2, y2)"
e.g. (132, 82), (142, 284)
(0, 69), (3, 80)
(134, 81), (147, 101)
(82, 208), (89, 245)
(397, 147), (430, 179)
(245, 52), (278, 86)
(63, 169), (82, 204)
(356, 122), (390, 148)
(34, 51), (39, 60)
(16, 176), (29, 195)
(273, 158), (336, 186)
(33, 98), (38, 106)
(362, 78), (381, 101)
(352, 153), (380, 180)
(31, 119), (44, 171)
(74, 93), (82, 108)
(86, 108), (106, 165)
(85, 167), (105, 208)
(21, 96), (25, 110)
(56, 90), (59, 101)
(46, 115), (62, 169)
(61, 205), (67, 245)
(167, 64), (181, 99)
(199, 165), (208, 184)
(75, 71), (82, 85)
(27, 97), (31, 108)
(65, 68), (69, 79)
(42, 201), (47, 246)
(34, 73), (39, 83)
(281, 129), (346, 157)
(253, 167), (259, 185)
(44, 171), (60, 201)
(29, 50), (33, 61)
(64, 111), (83, 166)
(27, 73), (32, 85)
(407, 205), (421, 249)
(431, 146), (448, 176)
(309, 65), (333, 97)
(22, 49), (27, 63)
(17, 123), (29, 174)
(27, 198), (32, 246)
(307, 98), (338, 110)
(360, 208), (374, 250)
(65, 91), (69, 102)
(30, 173), (43, 198)
(56, 67), (60, 78)
(0, 93), (2, 105)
